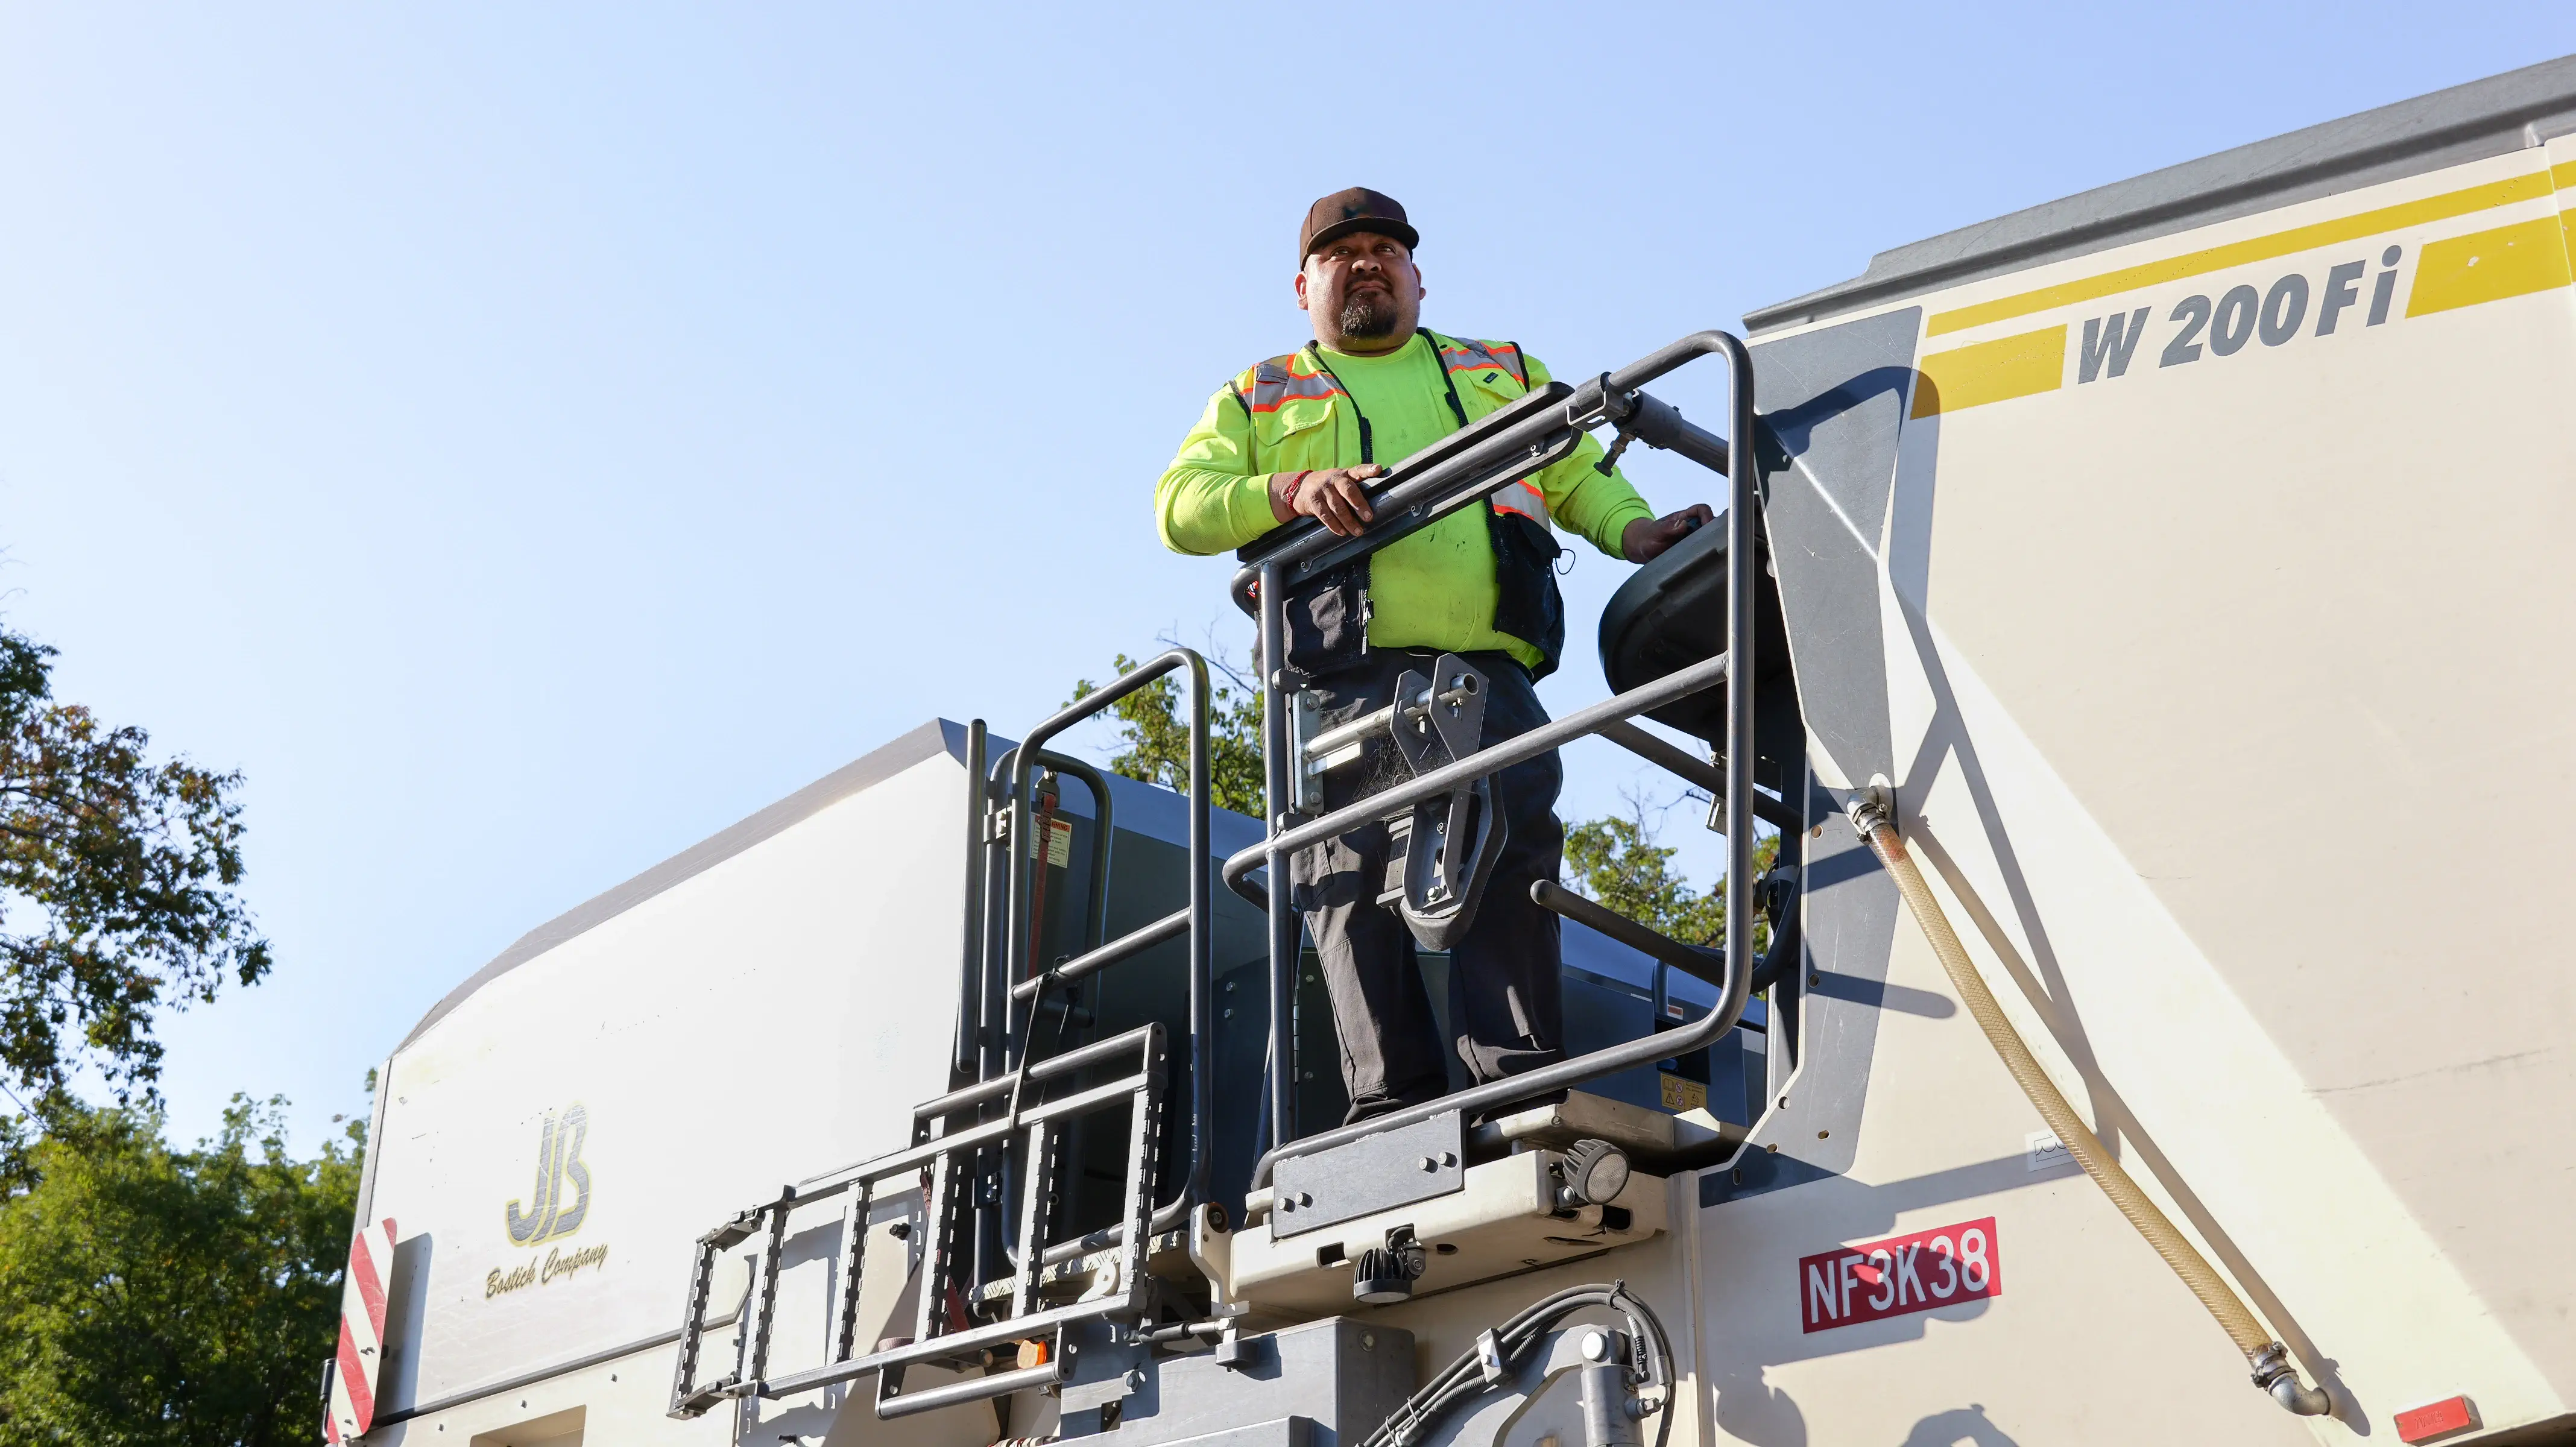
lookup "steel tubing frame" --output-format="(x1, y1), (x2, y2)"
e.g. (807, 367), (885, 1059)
(1243, 330), (1765, 1188)
(972, 738), (1128, 1296)
(1596, 719), (1802, 834)
(671, 1023), (1166, 1417)
(1230, 329), (1752, 610)
(981, 648), (1214, 1256)
(1223, 650), (1732, 903)
(971, 745), (1113, 1084)
(1011, 905), (1189, 1004)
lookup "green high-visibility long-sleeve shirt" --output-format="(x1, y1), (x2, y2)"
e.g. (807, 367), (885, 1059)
(1156, 333), (1654, 670)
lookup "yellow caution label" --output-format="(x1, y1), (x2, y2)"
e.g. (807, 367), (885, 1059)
(1661, 1073), (1708, 1113)
(1910, 326), (2066, 417)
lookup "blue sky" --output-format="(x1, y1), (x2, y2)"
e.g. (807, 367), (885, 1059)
(4, 4), (2568, 1150)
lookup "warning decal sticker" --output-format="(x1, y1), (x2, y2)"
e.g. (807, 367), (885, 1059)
(1799, 1216), (2000, 1332)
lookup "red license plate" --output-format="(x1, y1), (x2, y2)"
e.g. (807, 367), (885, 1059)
(1800, 1216), (2001, 1332)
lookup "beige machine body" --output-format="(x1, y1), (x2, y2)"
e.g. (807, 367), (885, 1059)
(1679, 51), (2576, 1445)
(338, 56), (2576, 1447)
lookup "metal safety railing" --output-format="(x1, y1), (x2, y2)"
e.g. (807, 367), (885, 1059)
(668, 1024), (1167, 1420)
(668, 651), (1214, 1423)
(984, 649), (1213, 1262)
(1225, 330), (1774, 1185)
(669, 330), (1769, 1419)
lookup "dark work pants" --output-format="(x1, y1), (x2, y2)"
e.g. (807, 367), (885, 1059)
(1288, 649), (1564, 1124)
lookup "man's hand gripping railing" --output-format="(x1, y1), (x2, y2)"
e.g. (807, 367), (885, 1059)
(1226, 333), (1741, 617)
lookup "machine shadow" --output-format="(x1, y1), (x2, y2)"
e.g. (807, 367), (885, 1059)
(1706, 1358), (1810, 1447)
(1898, 1403), (2022, 1446)
(1761, 365), (1919, 464)
(1875, 408), (2358, 1428)
(1807, 969), (1955, 1020)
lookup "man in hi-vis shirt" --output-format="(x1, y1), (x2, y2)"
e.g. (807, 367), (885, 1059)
(1157, 188), (1711, 1124)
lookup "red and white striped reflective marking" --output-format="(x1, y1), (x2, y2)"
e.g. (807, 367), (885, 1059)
(1799, 1216), (2001, 1332)
(325, 1217), (397, 1443)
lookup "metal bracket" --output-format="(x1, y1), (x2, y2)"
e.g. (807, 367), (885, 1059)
(1271, 1109), (1464, 1239)
(1290, 656), (1488, 821)
(1381, 781), (1506, 952)
(1384, 658), (1500, 951)
(1387, 656), (1486, 777)
(1288, 690), (1333, 814)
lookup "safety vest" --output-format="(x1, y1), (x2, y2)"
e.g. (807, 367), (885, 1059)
(1227, 330), (1566, 679)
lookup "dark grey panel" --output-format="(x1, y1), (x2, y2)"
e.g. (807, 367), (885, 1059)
(1751, 308), (1919, 789)
(1061, 1317), (1412, 1447)
(397, 719), (967, 1049)
(1700, 804), (1901, 1207)
(1756, 308), (1921, 564)
(1748, 53), (2576, 333)
(1762, 472), (1887, 786)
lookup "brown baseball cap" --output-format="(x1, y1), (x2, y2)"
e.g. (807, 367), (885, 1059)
(1299, 187), (1418, 262)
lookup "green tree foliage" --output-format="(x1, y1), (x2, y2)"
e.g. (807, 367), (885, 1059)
(1564, 810), (1778, 951)
(0, 623), (270, 1116)
(0, 1094), (362, 1446)
(1067, 650), (1266, 816)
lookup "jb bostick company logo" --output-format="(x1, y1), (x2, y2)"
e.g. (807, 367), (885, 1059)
(488, 1103), (610, 1299)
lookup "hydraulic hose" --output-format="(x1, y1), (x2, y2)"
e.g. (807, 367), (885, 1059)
(1363, 1282), (1675, 1447)
(1844, 788), (2330, 1417)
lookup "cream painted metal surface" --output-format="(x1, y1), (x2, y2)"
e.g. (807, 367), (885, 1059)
(359, 727), (982, 1445)
(1721, 113), (2576, 1443)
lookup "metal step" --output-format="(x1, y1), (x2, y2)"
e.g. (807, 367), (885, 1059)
(1471, 1090), (1744, 1173)
(1223, 1146), (1668, 1317)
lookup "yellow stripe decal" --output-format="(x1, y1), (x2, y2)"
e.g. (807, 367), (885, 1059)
(1910, 326), (2066, 418)
(2405, 215), (2576, 318)
(1925, 172), (2553, 336)
(2555, 159), (2576, 190)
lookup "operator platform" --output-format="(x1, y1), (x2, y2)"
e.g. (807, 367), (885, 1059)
(1156, 188), (1714, 1125)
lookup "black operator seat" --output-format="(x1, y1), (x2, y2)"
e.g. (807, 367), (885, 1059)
(1596, 512), (1800, 791)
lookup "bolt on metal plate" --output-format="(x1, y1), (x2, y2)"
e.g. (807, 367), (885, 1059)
(1271, 1109), (1465, 1240)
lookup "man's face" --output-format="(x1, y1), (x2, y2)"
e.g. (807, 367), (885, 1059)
(1296, 230), (1424, 352)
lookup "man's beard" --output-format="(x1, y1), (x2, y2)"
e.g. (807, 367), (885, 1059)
(1339, 289), (1400, 339)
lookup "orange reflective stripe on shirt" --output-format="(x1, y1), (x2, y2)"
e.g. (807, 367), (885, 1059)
(1433, 336), (1542, 523)
(1245, 355), (1346, 414)
(1435, 336), (1527, 386)
(1491, 476), (1547, 523)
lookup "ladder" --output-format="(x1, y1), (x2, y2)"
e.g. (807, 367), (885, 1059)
(666, 1022), (1168, 1420)
(668, 652), (1216, 1423)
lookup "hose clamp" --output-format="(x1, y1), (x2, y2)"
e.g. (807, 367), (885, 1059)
(1843, 782), (1895, 838)
(2248, 1341), (2333, 1416)
(2247, 1341), (2294, 1390)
